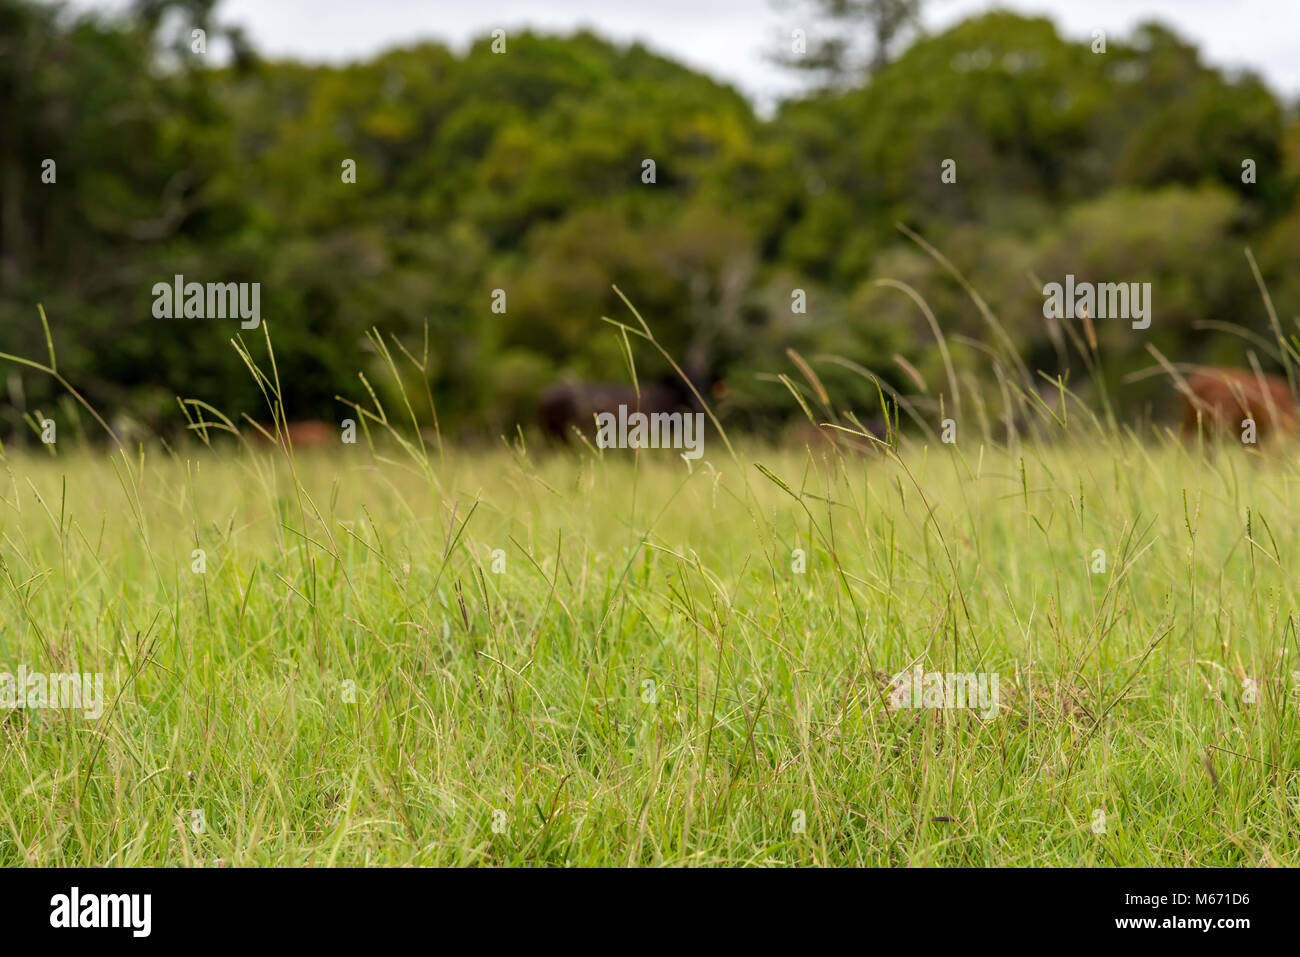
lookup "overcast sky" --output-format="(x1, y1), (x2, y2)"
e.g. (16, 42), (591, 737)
(74, 1), (1300, 107)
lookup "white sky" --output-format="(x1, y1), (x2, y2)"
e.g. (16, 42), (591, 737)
(72, 1), (1300, 108)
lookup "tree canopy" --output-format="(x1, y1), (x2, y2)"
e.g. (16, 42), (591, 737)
(2, 0), (1297, 441)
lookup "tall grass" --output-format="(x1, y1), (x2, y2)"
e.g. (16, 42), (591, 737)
(1, 423), (1297, 864)
(2, 247), (1298, 866)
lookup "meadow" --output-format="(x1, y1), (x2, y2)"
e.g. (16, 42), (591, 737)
(1, 408), (1297, 866)
(6, 0), (1300, 874)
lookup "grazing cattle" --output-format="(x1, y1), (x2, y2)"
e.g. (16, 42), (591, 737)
(780, 414), (886, 453)
(781, 420), (837, 449)
(1182, 367), (1297, 442)
(538, 376), (703, 442)
(253, 420), (338, 447)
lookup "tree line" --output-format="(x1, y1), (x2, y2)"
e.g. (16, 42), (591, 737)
(2, 0), (1297, 442)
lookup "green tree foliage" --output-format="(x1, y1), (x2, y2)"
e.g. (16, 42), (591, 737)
(1, 2), (1297, 439)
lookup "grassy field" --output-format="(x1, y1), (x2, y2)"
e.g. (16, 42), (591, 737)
(1, 419), (1298, 867)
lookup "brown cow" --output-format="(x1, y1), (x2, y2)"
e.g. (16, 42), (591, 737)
(1182, 367), (1298, 443)
(252, 420), (339, 447)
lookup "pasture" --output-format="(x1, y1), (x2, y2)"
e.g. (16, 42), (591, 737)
(1, 418), (1297, 866)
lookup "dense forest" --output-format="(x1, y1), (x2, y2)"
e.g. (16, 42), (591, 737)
(3, 0), (1298, 442)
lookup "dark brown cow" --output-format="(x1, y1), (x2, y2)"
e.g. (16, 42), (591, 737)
(538, 379), (698, 441)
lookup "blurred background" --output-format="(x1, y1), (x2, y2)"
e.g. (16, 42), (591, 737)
(3, 0), (1299, 443)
